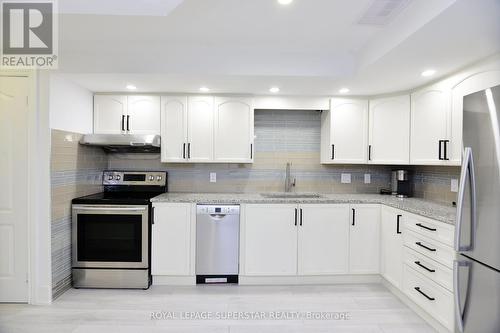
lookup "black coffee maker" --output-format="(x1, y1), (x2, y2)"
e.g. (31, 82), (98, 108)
(391, 170), (412, 198)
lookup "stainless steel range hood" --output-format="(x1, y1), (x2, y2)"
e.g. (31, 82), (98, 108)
(79, 134), (161, 153)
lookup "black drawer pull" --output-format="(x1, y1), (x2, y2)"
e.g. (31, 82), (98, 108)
(415, 241), (436, 252)
(414, 287), (435, 301)
(396, 214), (402, 234)
(416, 223), (437, 231)
(414, 261), (436, 273)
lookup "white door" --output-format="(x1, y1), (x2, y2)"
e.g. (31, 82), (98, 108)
(380, 206), (404, 289)
(161, 96), (188, 163)
(151, 203), (193, 276)
(93, 95), (127, 134)
(242, 204), (297, 276)
(369, 95), (410, 164)
(327, 98), (368, 164)
(127, 95), (160, 134)
(214, 97), (254, 163)
(187, 96), (214, 162)
(410, 86), (450, 165)
(349, 205), (380, 274)
(0, 76), (29, 302)
(298, 204), (349, 275)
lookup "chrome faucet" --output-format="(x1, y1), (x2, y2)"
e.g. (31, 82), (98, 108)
(285, 162), (296, 192)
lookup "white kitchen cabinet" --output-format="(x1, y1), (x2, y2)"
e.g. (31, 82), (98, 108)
(127, 95), (161, 134)
(242, 204), (298, 276)
(321, 98), (368, 164)
(161, 96), (188, 163)
(151, 203), (193, 276)
(298, 204), (349, 275)
(410, 85), (452, 165)
(380, 206), (404, 289)
(93, 95), (127, 134)
(93, 94), (160, 134)
(214, 97), (254, 163)
(349, 204), (380, 274)
(368, 95), (410, 164)
(187, 96), (214, 162)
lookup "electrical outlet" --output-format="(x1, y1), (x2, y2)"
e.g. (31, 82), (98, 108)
(210, 172), (217, 183)
(451, 178), (459, 192)
(364, 174), (371, 184)
(341, 173), (351, 184)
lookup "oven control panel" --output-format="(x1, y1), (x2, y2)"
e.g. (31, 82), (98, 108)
(103, 171), (167, 186)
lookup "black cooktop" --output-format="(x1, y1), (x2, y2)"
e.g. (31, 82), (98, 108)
(72, 191), (162, 205)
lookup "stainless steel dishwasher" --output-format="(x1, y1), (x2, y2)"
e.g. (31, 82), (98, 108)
(196, 205), (240, 284)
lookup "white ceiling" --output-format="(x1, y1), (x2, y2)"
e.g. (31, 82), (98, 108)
(57, 0), (500, 96)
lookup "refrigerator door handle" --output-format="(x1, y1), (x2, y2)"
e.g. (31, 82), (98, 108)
(454, 260), (472, 333)
(455, 147), (478, 251)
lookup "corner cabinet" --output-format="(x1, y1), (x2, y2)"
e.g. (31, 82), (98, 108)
(380, 206), (404, 289)
(160, 95), (254, 164)
(348, 204), (380, 274)
(368, 95), (410, 165)
(321, 98), (368, 164)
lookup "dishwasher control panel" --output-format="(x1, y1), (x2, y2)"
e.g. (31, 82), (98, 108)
(197, 205), (240, 215)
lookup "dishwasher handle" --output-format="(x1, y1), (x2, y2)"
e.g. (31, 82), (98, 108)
(208, 214), (229, 221)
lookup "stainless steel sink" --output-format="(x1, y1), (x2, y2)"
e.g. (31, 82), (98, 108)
(260, 193), (323, 199)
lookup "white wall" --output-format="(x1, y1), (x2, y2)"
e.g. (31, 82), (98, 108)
(49, 74), (93, 134)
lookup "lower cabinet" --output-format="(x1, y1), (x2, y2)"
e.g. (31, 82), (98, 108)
(380, 206), (404, 288)
(348, 204), (380, 274)
(151, 203), (194, 276)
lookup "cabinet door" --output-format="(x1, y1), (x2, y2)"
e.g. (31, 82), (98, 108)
(214, 97), (254, 163)
(152, 203), (193, 276)
(161, 96), (188, 163)
(368, 95), (410, 164)
(187, 96), (214, 162)
(127, 95), (160, 134)
(349, 205), (380, 274)
(298, 204), (349, 275)
(323, 98), (368, 164)
(93, 95), (127, 134)
(242, 204), (297, 276)
(410, 87), (450, 165)
(380, 206), (404, 289)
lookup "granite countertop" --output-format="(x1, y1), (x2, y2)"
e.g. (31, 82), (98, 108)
(151, 193), (457, 225)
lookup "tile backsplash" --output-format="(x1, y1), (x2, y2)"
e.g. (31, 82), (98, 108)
(411, 165), (461, 204)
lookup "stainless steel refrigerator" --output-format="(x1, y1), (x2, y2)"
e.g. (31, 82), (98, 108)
(455, 84), (500, 333)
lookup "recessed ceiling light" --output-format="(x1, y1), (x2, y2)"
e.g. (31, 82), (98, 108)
(199, 87), (210, 92)
(339, 88), (350, 94)
(126, 84), (137, 90)
(278, 0), (293, 5)
(421, 69), (436, 77)
(269, 87), (280, 93)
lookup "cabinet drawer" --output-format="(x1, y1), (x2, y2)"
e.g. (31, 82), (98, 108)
(404, 213), (454, 247)
(403, 265), (454, 331)
(403, 230), (455, 268)
(404, 247), (453, 291)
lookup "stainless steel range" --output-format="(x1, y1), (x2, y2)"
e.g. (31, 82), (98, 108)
(71, 170), (167, 289)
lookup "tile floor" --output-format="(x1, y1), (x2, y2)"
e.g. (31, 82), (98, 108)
(0, 284), (435, 333)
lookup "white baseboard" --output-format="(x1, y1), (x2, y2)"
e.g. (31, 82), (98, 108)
(152, 276), (196, 285)
(381, 278), (453, 333)
(239, 274), (381, 285)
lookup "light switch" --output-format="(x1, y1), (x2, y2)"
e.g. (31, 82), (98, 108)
(210, 172), (217, 183)
(451, 179), (459, 192)
(341, 173), (351, 184)
(364, 174), (371, 184)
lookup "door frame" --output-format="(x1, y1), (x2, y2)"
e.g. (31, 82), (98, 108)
(1, 70), (52, 304)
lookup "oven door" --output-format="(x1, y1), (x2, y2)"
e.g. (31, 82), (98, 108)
(72, 205), (149, 269)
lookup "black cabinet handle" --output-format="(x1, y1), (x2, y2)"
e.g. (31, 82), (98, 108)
(438, 140), (443, 160)
(443, 140), (450, 160)
(250, 143), (253, 159)
(352, 208), (356, 226)
(368, 145), (372, 161)
(416, 223), (436, 231)
(415, 241), (436, 252)
(121, 115), (125, 131)
(396, 214), (402, 234)
(299, 208), (303, 226)
(187, 143), (191, 159)
(294, 208), (298, 226)
(414, 261), (436, 273)
(331, 144), (335, 160)
(183, 143), (186, 159)
(414, 287), (435, 301)
(126, 115), (130, 131)
(151, 206), (155, 225)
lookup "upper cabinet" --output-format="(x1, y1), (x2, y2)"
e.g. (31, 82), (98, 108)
(368, 95), (410, 165)
(160, 95), (254, 164)
(93, 94), (160, 135)
(410, 85), (453, 165)
(321, 98), (368, 164)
